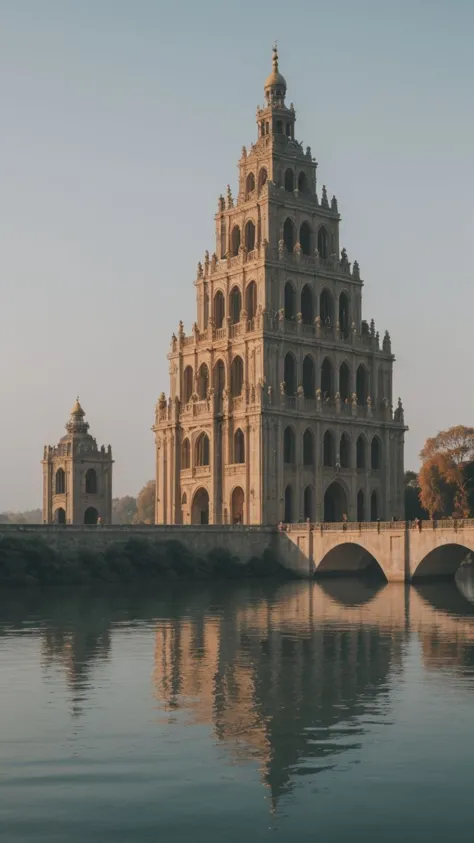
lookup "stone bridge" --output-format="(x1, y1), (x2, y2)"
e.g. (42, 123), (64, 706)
(280, 520), (474, 581)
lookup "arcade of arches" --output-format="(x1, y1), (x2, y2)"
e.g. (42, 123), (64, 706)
(154, 48), (406, 527)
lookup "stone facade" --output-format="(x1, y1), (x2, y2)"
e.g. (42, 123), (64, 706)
(153, 48), (407, 526)
(42, 399), (113, 525)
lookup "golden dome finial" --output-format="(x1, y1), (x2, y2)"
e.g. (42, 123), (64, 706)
(70, 396), (85, 417)
(264, 42), (286, 98)
(272, 42), (279, 70)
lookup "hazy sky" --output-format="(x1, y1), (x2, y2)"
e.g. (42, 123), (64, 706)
(1, 0), (473, 511)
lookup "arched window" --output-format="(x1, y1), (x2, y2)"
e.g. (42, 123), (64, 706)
(321, 357), (333, 398)
(356, 435), (367, 469)
(258, 168), (268, 191)
(245, 281), (257, 320)
(301, 284), (313, 324)
(299, 222), (312, 255)
(339, 362), (350, 402)
(234, 429), (245, 464)
(231, 487), (245, 524)
(317, 226), (329, 259)
(54, 507), (66, 524)
(231, 225), (241, 256)
(303, 428), (314, 466)
(340, 433), (351, 469)
(284, 282), (296, 319)
(214, 359), (225, 395)
(298, 171), (309, 193)
(183, 366), (193, 403)
(284, 169), (294, 192)
(182, 438), (190, 469)
(284, 353), (297, 396)
(284, 485), (293, 522)
(357, 490), (365, 521)
(230, 286), (242, 324)
(55, 468), (65, 495)
(231, 356), (244, 396)
(245, 219), (256, 252)
(195, 433), (210, 467)
(320, 289), (334, 326)
(356, 364), (369, 405)
(304, 486), (313, 521)
(283, 218), (295, 253)
(283, 427), (296, 464)
(371, 436), (382, 470)
(371, 490), (378, 521)
(302, 355), (315, 398)
(85, 468), (97, 494)
(276, 120), (283, 134)
(245, 172), (255, 197)
(339, 292), (350, 339)
(323, 430), (335, 467)
(197, 363), (209, 400)
(214, 290), (225, 328)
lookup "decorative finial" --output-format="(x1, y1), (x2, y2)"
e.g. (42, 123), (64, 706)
(273, 42), (279, 70)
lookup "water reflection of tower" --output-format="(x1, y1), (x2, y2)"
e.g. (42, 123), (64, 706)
(41, 600), (111, 717)
(153, 585), (403, 806)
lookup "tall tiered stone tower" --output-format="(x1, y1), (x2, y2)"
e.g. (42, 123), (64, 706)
(154, 48), (407, 526)
(42, 399), (113, 525)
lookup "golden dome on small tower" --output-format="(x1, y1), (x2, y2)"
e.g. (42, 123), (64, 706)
(264, 45), (287, 94)
(70, 396), (85, 417)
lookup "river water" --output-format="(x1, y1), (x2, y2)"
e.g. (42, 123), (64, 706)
(1, 570), (474, 842)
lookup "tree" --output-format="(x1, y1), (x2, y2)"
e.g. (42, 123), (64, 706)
(133, 481), (156, 524)
(419, 426), (474, 518)
(112, 496), (137, 524)
(404, 471), (428, 521)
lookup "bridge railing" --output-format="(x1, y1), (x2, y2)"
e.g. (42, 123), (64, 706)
(282, 519), (474, 533)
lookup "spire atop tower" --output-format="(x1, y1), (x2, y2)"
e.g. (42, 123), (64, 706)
(264, 43), (287, 105)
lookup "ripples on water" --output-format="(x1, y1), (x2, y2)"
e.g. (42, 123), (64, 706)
(1, 568), (474, 842)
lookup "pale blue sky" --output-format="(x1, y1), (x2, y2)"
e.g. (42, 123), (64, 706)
(0, 0), (473, 510)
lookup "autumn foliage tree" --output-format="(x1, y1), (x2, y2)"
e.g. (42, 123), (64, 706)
(418, 426), (474, 518)
(132, 481), (156, 524)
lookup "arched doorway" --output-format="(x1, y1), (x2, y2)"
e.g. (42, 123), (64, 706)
(299, 222), (311, 255)
(192, 487), (210, 525)
(320, 289), (333, 325)
(339, 362), (350, 402)
(357, 490), (365, 521)
(245, 220), (256, 252)
(284, 353), (297, 396)
(324, 482), (348, 522)
(304, 486), (313, 521)
(231, 356), (244, 396)
(183, 366), (193, 403)
(284, 282), (296, 319)
(356, 365), (369, 405)
(301, 285), (313, 324)
(356, 435), (367, 469)
(371, 490), (378, 521)
(284, 485), (293, 522)
(198, 364), (209, 400)
(321, 357), (333, 398)
(54, 507), (66, 525)
(339, 292), (350, 338)
(231, 486), (244, 524)
(84, 507), (99, 525)
(317, 226), (329, 259)
(340, 433), (351, 468)
(230, 287), (242, 324)
(214, 291), (225, 328)
(284, 169), (294, 192)
(302, 355), (315, 398)
(245, 281), (257, 320)
(231, 225), (241, 256)
(283, 218), (295, 253)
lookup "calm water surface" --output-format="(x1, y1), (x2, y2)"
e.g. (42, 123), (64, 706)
(1, 570), (474, 842)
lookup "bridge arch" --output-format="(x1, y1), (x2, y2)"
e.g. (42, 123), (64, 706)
(317, 543), (387, 581)
(411, 541), (474, 580)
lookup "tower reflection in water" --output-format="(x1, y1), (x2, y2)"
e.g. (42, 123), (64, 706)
(151, 577), (474, 806)
(2, 574), (473, 809)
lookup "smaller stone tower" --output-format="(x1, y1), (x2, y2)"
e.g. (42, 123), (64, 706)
(42, 398), (113, 525)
